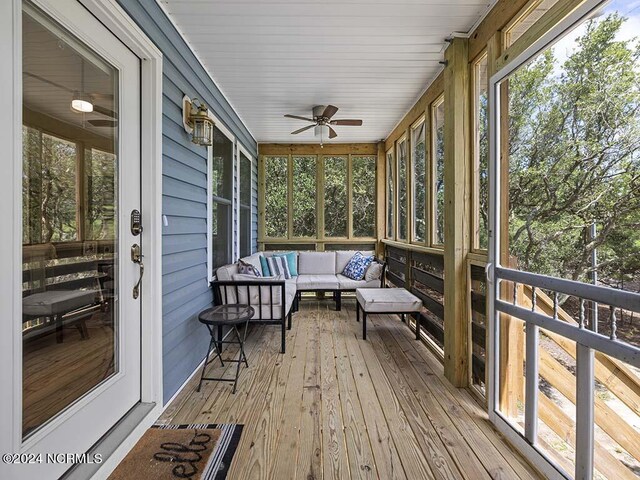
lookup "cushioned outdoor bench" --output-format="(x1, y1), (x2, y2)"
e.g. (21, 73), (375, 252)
(355, 287), (422, 340)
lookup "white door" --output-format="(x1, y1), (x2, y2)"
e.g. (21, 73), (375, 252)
(16, 0), (141, 477)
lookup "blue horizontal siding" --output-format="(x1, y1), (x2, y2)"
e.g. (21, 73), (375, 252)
(118, 0), (258, 404)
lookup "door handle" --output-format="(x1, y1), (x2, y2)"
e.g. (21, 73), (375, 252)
(131, 243), (144, 299)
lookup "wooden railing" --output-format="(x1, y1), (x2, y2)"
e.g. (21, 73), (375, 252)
(496, 267), (640, 478)
(384, 244), (446, 354)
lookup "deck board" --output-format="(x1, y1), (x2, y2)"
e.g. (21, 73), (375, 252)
(159, 299), (542, 480)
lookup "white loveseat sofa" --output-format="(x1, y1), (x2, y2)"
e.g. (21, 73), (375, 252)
(213, 250), (385, 353)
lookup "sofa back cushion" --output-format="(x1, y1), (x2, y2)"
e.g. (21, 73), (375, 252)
(239, 253), (263, 275)
(336, 250), (374, 273)
(216, 263), (238, 281)
(298, 251), (336, 275)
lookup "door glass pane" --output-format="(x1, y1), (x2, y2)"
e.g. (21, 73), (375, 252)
(239, 152), (251, 258)
(22, 3), (119, 438)
(211, 127), (233, 267)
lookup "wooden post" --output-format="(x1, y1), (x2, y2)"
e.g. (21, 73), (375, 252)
(443, 37), (471, 387)
(488, 31), (525, 417)
(376, 141), (386, 257)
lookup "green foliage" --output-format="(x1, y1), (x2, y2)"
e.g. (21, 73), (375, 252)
(434, 101), (445, 244)
(352, 156), (376, 237)
(265, 156), (288, 238)
(506, 14), (640, 286)
(386, 151), (395, 237)
(324, 156), (348, 237)
(412, 124), (427, 242)
(398, 140), (408, 240)
(264, 154), (377, 240)
(293, 156), (317, 237)
(23, 129), (78, 243)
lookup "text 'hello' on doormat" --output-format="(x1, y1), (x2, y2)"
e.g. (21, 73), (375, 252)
(108, 423), (243, 480)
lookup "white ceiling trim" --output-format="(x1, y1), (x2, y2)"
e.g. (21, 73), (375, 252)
(154, 0), (258, 144)
(158, 0), (500, 144)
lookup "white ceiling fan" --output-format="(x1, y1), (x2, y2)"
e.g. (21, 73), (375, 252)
(284, 105), (363, 144)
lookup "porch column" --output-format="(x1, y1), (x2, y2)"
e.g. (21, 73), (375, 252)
(443, 37), (470, 387)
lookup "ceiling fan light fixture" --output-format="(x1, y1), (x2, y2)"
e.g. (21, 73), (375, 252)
(71, 92), (93, 113)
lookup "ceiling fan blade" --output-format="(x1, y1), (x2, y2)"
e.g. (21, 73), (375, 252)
(291, 124), (315, 135)
(90, 92), (114, 100)
(284, 114), (314, 122)
(88, 119), (117, 127)
(330, 119), (363, 126)
(93, 105), (118, 119)
(322, 105), (339, 119)
(328, 126), (338, 139)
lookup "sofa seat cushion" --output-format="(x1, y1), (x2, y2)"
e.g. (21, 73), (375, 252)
(336, 274), (380, 290)
(356, 288), (422, 313)
(23, 290), (97, 317)
(298, 252), (336, 275)
(296, 274), (339, 290)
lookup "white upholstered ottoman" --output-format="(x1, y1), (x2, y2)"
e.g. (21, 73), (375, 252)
(355, 288), (422, 340)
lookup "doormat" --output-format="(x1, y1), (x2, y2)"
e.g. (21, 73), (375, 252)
(108, 423), (243, 480)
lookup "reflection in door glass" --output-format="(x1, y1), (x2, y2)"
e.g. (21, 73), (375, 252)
(22, 2), (119, 438)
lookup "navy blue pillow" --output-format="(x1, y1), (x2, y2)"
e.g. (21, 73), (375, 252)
(342, 252), (374, 280)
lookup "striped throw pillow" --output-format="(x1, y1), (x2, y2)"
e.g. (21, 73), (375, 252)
(266, 256), (291, 279)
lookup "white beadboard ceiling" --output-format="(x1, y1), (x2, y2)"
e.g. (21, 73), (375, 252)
(159, 0), (495, 144)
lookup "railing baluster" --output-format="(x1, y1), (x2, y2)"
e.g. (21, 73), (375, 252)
(610, 306), (617, 341)
(513, 282), (519, 305)
(579, 299), (586, 329)
(524, 322), (539, 446)
(575, 343), (595, 480)
(553, 292), (559, 320)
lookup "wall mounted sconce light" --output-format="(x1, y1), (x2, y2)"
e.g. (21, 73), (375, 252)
(182, 95), (214, 146)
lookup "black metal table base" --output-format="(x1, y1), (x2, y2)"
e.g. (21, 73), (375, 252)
(356, 301), (421, 341)
(197, 321), (250, 394)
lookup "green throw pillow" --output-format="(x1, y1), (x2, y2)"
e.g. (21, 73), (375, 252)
(259, 255), (271, 276)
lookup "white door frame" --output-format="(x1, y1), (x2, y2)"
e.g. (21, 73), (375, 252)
(0, 0), (163, 477)
(486, 0), (606, 478)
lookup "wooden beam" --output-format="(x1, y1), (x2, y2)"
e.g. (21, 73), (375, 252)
(258, 143), (377, 156)
(443, 37), (471, 387)
(496, 0), (586, 72)
(385, 73), (444, 152)
(468, 0), (531, 61)
(489, 27), (526, 416)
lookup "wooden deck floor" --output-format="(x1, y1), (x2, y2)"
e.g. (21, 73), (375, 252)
(160, 298), (541, 480)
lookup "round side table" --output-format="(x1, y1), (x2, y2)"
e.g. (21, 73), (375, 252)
(196, 304), (254, 394)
